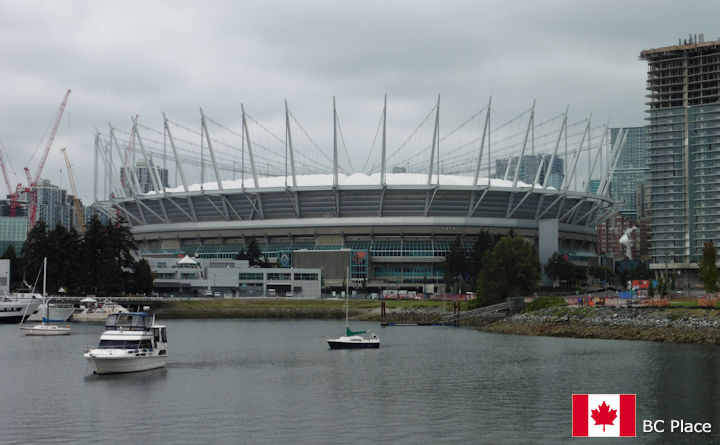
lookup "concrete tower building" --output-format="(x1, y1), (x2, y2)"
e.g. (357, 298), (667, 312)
(641, 34), (720, 278)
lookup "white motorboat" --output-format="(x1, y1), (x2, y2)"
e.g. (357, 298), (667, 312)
(84, 309), (167, 374)
(72, 298), (128, 322)
(327, 267), (380, 349)
(0, 295), (41, 324)
(19, 259), (71, 336)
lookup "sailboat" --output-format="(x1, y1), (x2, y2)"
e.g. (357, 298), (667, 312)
(327, 267), (379, 349)
(20, 258), (71, 336)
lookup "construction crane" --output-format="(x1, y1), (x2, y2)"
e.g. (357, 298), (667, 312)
(0, 140), (22, 217)
(25, 89), (72, 228)
(60, 147), (84, 233)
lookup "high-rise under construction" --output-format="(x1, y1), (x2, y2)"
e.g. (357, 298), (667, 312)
(640, 34), (720, 276)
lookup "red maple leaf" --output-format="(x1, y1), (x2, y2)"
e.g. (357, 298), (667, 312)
(591, 401), (617, 432)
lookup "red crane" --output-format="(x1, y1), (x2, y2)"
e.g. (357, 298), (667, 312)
(25, 89), (71, 228)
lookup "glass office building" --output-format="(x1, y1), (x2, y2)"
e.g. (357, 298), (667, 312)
(609, 127), (649, 220)
(0, 216), (27, 255)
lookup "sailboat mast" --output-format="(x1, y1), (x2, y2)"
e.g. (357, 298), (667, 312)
(345, 266), (349, 328)
(42, 257), (47, 299)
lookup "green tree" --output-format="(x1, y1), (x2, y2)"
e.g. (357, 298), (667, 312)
(544, 252), (576, 287)
(588, 264), (610, 282)
(698, 241), (719, 294)
(444, 236), (467, 293)
(82, 215), (138, 295)
(574, 264), (588, 287)
(106, 216), (138, 293)
(83, 215), (111, 294)
(237, 238), (263, 267)
(475, 236), (540, 306)
(468, 230), (500, 283)
(21, 220), (49, 285)
(133, 258), (155, 295)
(46, 224), (83, 293)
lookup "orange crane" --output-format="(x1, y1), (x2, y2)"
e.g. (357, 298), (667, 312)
(25, 89), (71, 228)
(60, 147), (84, 233)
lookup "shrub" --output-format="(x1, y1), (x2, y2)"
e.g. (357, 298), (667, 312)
(523, 296), (568, 313)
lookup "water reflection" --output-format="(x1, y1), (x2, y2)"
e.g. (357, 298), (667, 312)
(1, 321), (719, 444)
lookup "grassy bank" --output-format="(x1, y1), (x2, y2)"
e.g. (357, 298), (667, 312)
(152, 298), (454, 321)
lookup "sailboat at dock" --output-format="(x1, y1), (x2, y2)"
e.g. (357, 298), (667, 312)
(327, 267), (379, 349)
(20, 258), (71, 336)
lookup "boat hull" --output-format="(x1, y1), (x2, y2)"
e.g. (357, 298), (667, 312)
(21, 325), (71, 336)
(84, 354), (166, 374)
(0, 314), (28, 323)
(327, 340), (380, 349)
(0, 300), (42, 323)
(72, 313), (111, 322)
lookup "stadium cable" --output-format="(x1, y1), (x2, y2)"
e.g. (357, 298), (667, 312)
(361, 107), (385, 174)
(288, 110), (336, 168)
(386, 103), (436, 163)
(333, 109), (354, 173)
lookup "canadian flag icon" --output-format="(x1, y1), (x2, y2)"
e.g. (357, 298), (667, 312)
(572, 394), (636, 437)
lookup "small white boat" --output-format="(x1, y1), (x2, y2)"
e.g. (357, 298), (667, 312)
(327, 267), (380, 349)
(327, 329), (380, 349)
(20, 259), (71, 336)
(72, 298), (128, 322)
(84, 308), (167, 374)
(21, 323), (71, 336)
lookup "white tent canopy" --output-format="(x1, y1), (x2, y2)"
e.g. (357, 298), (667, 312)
(178, 255), (197, 265)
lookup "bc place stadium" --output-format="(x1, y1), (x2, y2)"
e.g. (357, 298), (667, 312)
(93, 98), (625, 296)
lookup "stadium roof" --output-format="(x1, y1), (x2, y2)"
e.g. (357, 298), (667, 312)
(152, 173), (547, 195)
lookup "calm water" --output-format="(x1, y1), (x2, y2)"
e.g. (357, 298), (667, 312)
(1, 319), (719, 444)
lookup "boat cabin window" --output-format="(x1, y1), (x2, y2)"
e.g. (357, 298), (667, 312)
(105, 313), (153, 331)
(98, 340), (141, 349)
(97, 339), (154, 349)
(161, 327), (167, 343)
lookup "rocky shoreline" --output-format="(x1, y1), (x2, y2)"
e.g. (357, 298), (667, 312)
(477, 306), (720, 345)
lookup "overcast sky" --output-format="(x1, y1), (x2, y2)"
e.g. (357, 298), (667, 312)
(1, 0), (718, 202)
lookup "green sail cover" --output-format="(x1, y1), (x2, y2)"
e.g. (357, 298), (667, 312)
(346, 326), (366, 336)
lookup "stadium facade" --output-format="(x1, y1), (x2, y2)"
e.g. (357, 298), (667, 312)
(93, 99), (623, 293)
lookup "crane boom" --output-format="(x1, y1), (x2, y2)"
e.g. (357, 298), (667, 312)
(0, 150), (12, 195)
(27, 89), (71, 228)
(31, 89), (71, 187)
(0, 141), (22, 217)
(60, 147), (85, 233)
